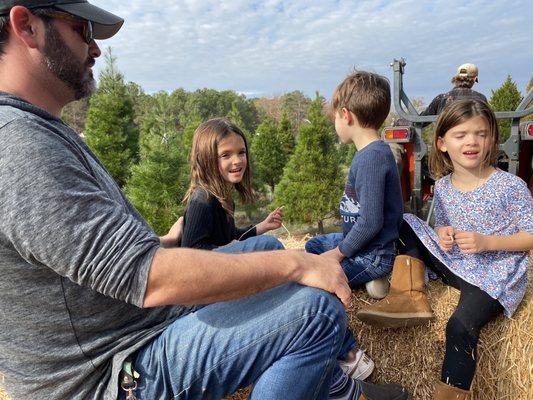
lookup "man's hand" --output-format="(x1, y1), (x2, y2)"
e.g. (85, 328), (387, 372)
(320, 247), (345, 262)
(160, 216), (184, 247)
(290, 251), (351, 307)
(256, 207), (284, 235)
(436, 226), (455, 252)
(454, 231), (489, 254)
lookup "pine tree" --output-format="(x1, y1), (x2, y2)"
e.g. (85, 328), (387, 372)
(170, 88), (189, 130)
(227, 100), (251, 138)
(125, 82), (151, 126)
(181, 116), (202, 162)
(274, 94), (343, 233)
(124, 92), (188, 235)
(490, 75), (523, 142)
(183, 90), (258, 134)
(526, 77), (533, 120)
(280, 90), (311, 132)
(338, 143), (356, 167)
(85, 47), (139, 187)
(277, 112), (295, 158)
(251, 119), (287, 193)
(61, 98), (88, 135)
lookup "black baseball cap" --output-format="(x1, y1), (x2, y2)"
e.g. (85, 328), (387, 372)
(0, 1), (124, 39)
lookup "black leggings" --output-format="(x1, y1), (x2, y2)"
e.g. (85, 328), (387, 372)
(399, 222), (503, 390)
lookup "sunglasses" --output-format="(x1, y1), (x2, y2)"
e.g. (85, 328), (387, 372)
(38, 10), (94, 44)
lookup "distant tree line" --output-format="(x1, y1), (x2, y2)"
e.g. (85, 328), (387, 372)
(63, 48), (533, 235)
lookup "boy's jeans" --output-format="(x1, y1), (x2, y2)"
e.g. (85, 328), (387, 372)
(123, 284), (347, 400)
(305, 233), (394, 288)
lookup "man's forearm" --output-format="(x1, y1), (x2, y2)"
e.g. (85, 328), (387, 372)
(143, 248), (298, 308)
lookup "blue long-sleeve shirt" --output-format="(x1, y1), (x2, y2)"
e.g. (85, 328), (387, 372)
(338, 140), (403, 258)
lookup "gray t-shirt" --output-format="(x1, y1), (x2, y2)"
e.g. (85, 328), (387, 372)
(0, 93), (185, 399)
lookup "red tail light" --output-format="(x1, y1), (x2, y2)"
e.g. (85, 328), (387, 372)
(382, 127), (413, 143)
(520, 122), (533, 140)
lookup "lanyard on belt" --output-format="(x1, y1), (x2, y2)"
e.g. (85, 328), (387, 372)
(120, 358), (140, 400)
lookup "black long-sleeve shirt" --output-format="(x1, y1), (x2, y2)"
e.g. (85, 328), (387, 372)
(181, 188), (256, 249)
(421, 87), (488, 119)
(393, 88), (488, 129)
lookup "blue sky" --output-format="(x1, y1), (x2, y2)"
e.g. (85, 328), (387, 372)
(92, 0), (533, 107)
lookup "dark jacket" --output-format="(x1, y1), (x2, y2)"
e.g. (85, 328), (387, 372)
(181, 189), (256, 249)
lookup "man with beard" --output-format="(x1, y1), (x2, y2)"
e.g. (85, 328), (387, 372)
(0, 2), (409, 400)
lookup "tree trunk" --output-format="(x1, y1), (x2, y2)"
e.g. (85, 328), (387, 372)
(318, 220), (324, 234)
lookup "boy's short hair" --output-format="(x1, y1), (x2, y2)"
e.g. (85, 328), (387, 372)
(0, 16), (9, 57)
(332, 70), (391, 130)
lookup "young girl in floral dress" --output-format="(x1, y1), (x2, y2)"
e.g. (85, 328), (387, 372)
(357, 99), (533, 399)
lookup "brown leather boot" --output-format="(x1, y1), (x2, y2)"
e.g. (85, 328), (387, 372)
(434, 381), (472, 399)
(356, 255), (434, 328)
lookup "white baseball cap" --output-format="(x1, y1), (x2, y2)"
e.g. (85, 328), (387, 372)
(456, 63), (479, 82)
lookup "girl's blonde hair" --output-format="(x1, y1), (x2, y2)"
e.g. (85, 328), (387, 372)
(183, 118), (254, 215)
(429, 99), (499, 179)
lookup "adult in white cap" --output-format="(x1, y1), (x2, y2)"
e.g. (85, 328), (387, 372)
(421, 62), (488, 118)
(0, 2), (408, 400)
(456, 62), (479, 83)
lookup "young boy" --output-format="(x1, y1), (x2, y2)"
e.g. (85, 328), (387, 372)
(304, 71), (405, 396)
(306, 70), (403, 297)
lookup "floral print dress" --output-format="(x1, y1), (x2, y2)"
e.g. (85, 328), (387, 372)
(403, 170), (533, 317)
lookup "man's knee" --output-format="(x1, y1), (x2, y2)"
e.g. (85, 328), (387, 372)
(289, 285), (347, 337)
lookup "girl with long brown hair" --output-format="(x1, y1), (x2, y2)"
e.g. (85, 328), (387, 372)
(181, 118), (285, 252)
(358, 99), (533, 399)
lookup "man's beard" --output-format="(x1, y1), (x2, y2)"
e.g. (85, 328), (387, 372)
(42, 23), (96, 100)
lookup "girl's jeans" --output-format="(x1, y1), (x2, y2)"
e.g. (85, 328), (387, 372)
(124, 284), (347, 400)
(216, 235), (285, 253)
(305, 233), (394, 287)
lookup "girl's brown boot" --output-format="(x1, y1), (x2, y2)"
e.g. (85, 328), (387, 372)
(434, 381), (472, 400)
(356, 255), (434, 328)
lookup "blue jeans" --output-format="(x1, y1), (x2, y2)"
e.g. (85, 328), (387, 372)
(216, 235), (285, 253)
(217, 234), (356, 360)
(305, 233), (394, 288)
(123, 284), (347, 400)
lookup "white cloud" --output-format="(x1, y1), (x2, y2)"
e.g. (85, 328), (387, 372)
(91, 0), (533, 105)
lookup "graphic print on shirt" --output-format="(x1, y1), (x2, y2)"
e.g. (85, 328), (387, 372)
(340, 183), (360, 224)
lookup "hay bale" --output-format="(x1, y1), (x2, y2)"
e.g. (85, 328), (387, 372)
(350, 279), (532, 399)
